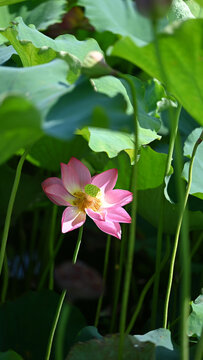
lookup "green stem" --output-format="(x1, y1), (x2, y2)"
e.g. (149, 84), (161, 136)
(72, 226), (83, 264)
(45, 289), (66, 360)
(1, 253), (9, 302)
(94, 235), (111, 327)
(0, 149), (29, 277)
(45, 226), (84, 360)
(163, 134), (201, 331)
(126, 235), (170, 334)
(195, 329), (203, 360)
(118, 73), (138, 359)
(49, 205), (58, 290)
(150, 19), (180, 329)
(55, 305), (70, 360)
(110, 225), (127, 333)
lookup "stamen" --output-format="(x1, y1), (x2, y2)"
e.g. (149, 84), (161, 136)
(73, 191), (101, 213)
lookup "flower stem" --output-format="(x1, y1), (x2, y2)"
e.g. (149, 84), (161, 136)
(1, 253), (9, 303)
(49, 205), (58, 290)
(150, 19), (181, 329)
(0, 149), (29, 277)
(45, 226), (84, 360)
(126, 235), (170, 334)
(72, 226), (83, 264)
(195, 329), (203, 360)
(45, 289), (66, 360)
(163, 133), (201, 333)
(117, 73), (138, 359)
(94, 234), (111, 328)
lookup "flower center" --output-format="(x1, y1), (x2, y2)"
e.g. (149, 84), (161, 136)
(73, 187), (102, 213)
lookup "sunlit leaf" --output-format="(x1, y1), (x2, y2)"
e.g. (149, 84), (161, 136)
(132, 329), (179, 360)
(193, 0), (203, 6)
(184, 0), (203, 17)
(76, 127), (160, 159)
(188, 294), (203, 338)
(93, 76), (163, 132)
(0, 17), (102, 81)
(0, 45), (16, 64)
(0, 59), (70, 116)
(137, 146), (170, 190)
(111, 19), (203, 126)
(133, 328), (173, 350)
(182, 127), (203, 199)
(77, 0), (154, 46)
(77, 0), (193, 46)
(168, 0), (194, 21)
(0, 0), (66, 30)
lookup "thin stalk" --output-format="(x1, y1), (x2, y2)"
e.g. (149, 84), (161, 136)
(94, 235), (111, 327)
(38, 234), (64, 291)
(48, 205), (58, 290)
(44, 226), (84, 360)
(45, 289), (66, 360)
(117, 73), (138, 360)
(195, 329), (203, 360)
(126, 235), (170, 334)
(55, 305), (70, 360)
(110, 225), (127, 333)
(163, 134), (201, 331)
(178, 135), (202, 360)
(0, 149), (29, 276)
(150, 19), (180, 329)
(1, 253), (9, 302)
(72, 226), (83, 264)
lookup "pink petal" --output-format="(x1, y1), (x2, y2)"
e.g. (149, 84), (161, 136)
(61, 157), (91, 195)
(42, 177), (75, 206)
(86, 208), (106, 221)
(104, 189), (133, 207)
(106, 206), (131, 223)
(93, 218), (121, 239)
(91, 169), (118, 193)
(61, 207), (86, 233)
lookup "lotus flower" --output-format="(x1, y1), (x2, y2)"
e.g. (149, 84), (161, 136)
(42, 157), (132, 239)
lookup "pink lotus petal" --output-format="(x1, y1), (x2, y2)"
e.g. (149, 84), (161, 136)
(42, 177), (75, 206)
(106, 206), (131, 223)
(86, 208), (106, 221)
(61, 207), (86, 233)
(104, 189), (133, 207)
(91, 169), (118, 193)
(61, 157), (91, 195)
(93, 218), (121, 239)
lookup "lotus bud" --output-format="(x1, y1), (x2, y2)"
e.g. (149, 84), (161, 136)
(82, 51), (115, 78)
